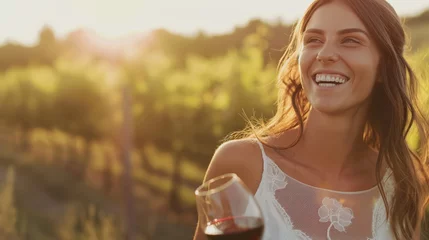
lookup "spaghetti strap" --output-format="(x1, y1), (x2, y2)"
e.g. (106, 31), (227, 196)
(255, 140), (268, 159)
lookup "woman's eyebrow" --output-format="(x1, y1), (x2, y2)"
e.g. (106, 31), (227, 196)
(338, 28), (369, 38)
(304, 28), (369, 38)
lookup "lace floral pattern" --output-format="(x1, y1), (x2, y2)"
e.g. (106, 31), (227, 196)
(255, 143), (311, 240)
(265, 156), (288, 192)
(318, 197), (354, 240)
(370, 169), (395, 240)
(254, 141), (395, 240)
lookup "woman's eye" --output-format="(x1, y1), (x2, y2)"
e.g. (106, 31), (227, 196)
(305, 38), (322, 44)
(342, 38), (360, 44)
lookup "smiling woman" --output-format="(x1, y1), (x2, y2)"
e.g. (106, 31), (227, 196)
(194, 0), (429, 240)
(299, 2), (381, 115)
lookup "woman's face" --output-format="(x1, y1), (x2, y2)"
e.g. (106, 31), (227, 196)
(298, 1), (380, 115)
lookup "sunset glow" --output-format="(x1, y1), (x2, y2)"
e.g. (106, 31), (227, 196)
(1, 0), (429, 46)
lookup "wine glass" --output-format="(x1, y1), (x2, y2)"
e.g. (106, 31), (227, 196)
(195, 173), (264, 240)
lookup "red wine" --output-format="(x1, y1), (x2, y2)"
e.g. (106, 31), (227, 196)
(204, 216), (264, 240)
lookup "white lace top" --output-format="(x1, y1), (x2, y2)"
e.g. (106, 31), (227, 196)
(254, 141), (396, 240)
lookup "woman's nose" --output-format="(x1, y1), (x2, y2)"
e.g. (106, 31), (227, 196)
(316, 43), (339, 63)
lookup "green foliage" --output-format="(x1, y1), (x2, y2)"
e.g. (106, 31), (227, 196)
(59, 204), (122, 240)
(53, 58), (114, 142)
(127, 28), (277, 170)
(405, 47), (429, 151)
(0, 67), (54, 130)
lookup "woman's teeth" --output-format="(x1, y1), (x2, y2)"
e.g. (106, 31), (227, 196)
(314, 74), (348, 86)
(318, 83), (337, 87)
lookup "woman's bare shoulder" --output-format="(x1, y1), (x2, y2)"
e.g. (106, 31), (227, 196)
(203, 138), (264, 194)
(214, 138), (261, 159)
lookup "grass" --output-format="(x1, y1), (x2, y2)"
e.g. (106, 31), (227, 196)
(0, 131), (203, 239)
(0, 144), (119, 240)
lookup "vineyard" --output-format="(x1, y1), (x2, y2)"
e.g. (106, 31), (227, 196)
(0, 11), (428, 240)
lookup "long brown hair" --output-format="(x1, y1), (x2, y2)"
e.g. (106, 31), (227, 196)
(230, 0), (429, 238)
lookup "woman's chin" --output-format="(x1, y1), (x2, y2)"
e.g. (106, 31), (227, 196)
(310, 103), (349, 116)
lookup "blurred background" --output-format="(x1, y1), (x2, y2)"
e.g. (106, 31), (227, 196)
(0, 0), (428, 239)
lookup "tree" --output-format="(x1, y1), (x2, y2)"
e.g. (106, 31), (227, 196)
(36, 26), (59, 64)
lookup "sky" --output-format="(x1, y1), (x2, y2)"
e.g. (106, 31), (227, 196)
(1, 0), (429, 46)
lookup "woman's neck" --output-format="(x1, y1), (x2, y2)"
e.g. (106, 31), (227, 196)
(294, 108), (372, 180)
